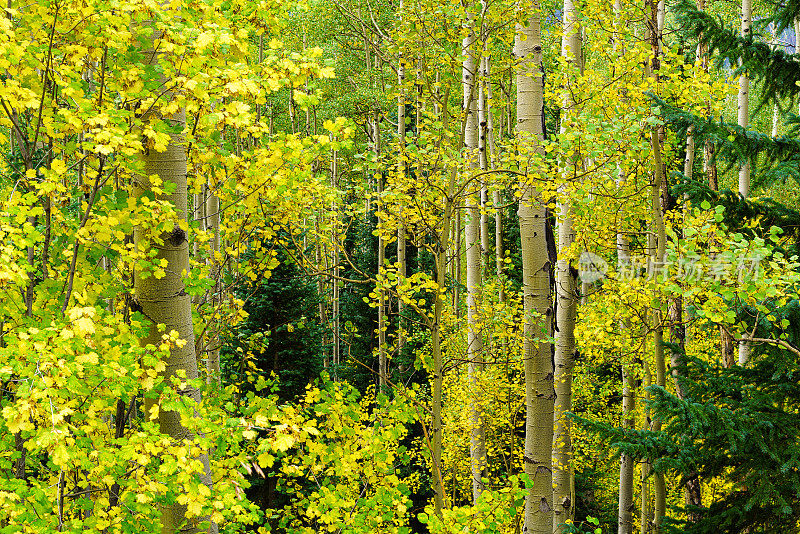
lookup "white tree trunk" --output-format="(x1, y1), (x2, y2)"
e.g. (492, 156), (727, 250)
(482, 56), (505, 303)
(612, 6), (635, 528)
(205, 184), (221, 387)
(738, 0), (752, 365)
(553, 0), (580, 527)
(617, 366), (636, 534)
(134, 25), (215, 534)
(516, 1), (555, 531)
(463, 13), (488, 504)
(397, 0), (407, 360)
(373, 113), (388, 389)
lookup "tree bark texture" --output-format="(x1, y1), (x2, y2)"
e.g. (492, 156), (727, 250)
(516, 1), (555, 531)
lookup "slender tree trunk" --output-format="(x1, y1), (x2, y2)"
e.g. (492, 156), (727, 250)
(676, 112), (703, 521)
(478, 54), (491, 276)
(640, 362), (653, 534)
(516, 1), (555, 531)
(397, 0), (407, 361)
(618, 365), (636, 534)
(463, 14), (488, 503)
(615, 17), (635, 517)
(552, 0), (580, 527)
(205, 183), (221, 387)
(649, 131), (668, 534)
(454, 209), (462, 317)
(431, 111), (459, 516)
(316, 224), (329, 370)
(770, 22), (780, 137)
(616, 170), (636, 534)
(645, 1), (667, 528)
(373, 113), (387, 390)
(432, 224), (449, 519)
(737, 0), (752, 367)
(331, 149), (341, 376)
(483, 59), (505, 303)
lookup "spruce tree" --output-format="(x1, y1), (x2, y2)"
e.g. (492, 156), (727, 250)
(579, 2), (800, 531)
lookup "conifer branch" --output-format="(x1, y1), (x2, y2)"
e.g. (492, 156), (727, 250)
(673, 0), (800, 110)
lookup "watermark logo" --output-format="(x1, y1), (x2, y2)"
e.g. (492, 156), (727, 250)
(577, 251), (765, 283)
(578, 252), (608, 283)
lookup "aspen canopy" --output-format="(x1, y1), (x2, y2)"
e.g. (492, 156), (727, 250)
(2, 0), (800, 532)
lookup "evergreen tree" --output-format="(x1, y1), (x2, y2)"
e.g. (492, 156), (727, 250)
(225, 239), (323, 403)
(578, 2), (800, 530)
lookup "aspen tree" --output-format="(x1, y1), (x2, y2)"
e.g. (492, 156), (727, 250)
(397, 0), (407, 362)
(618, 366), (636, 534)
(516, 0), (555, 530)
(478, 54), (491, 273)
(616, 25), (637, 530)
(432, 84), (458, 518)
(641, 361), (653, 534)
(463, 5), (487, 503)
(477, 36), (491, 275)
(374, 111), (388, 389)
(454, 209), (463, 317)
(481, 58), (506, 303)
(205, 184), (221, 387)
(737, 0), (752, 366)
(610, 6), (637, 533)
(644, 0), (667, 529)
(552, 0), (580, 526)
(676, 108), (702, 519)
(331, 147), (342, 375)
(770, 24), (780, 137)
(316, 223), (329, 370)
(133, 22), (214, 534)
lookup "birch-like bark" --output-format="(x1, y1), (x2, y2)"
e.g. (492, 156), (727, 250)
(316, 223), (329, 370)
(431, 87), (459, 515)
(397, 0), (407, 360)
(553, 0), (580, 526)
(737, 0), (752, 366)
(676, 107), (703, 520)
(516, 0), (555, 530)
(618, 365), (636, 534)
(372, 113), (387, 389)
(640, 361), (653, 534)
(432, 212), (449, 518)
(649, 131), (668, 534)
(463, 13), (487, 503)
(612, 4), (636, 532)
(134, 25), (215, 534)
(615, 43), (635, 527)
(478, 54), (491, 274)
(644, 2), (667, 528)
(771, 24), (780, 137)
(480, 55), (505, 302)
(331, 148), (341, 375)
(454, 209), (462, 318)
(205, 184), (221, 387)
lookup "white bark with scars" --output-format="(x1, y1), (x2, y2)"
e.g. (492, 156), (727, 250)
(515, 0), (555, 530)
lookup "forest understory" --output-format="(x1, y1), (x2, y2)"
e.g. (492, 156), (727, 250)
(2, 0), (800, 532)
